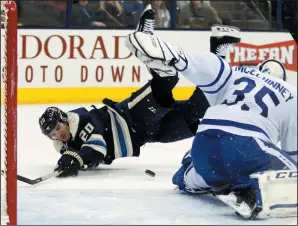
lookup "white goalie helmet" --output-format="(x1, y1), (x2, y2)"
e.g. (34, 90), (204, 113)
(257, 59), (287, 81)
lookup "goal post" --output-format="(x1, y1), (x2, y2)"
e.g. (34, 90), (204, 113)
(1, 1), (18, 225)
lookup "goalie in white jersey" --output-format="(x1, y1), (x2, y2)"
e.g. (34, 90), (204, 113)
(125, 24), (297, 220)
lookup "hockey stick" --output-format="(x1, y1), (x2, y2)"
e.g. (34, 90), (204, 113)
(1, 170), (63, 185)
(100, 8), (125, 27)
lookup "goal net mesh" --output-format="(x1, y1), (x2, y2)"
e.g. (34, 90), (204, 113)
(1, 1), (18, 225)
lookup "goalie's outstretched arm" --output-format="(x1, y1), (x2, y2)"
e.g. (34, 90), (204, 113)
(126, 31), (231, 103)
(182, 52), (232, 95)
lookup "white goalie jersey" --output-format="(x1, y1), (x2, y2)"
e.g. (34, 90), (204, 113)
(182, 52), (297, 154)
(126, 31), (297, 155)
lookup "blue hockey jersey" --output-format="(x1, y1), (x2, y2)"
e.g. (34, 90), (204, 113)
(53, 105), (136, 167)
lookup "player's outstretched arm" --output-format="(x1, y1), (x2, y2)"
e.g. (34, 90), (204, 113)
(54, 133), (107, 178)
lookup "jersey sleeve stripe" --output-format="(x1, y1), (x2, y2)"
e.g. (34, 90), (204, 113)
(114, 114), (128, 157)
(87, 134), (106, 145)
(197, 56), (225, 88)
(107, 110), (122, 158)
(86, 139), (107, 149)
(106, 107), (134, 158)
(128, 85), (151, 109)
(81, 144), (107, 156)
(113, 111), (134, 157)
(200, 119), (270, 139)
(202, 65), (233, 94)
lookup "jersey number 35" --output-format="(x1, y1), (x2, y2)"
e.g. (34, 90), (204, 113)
(222, 77), (280, 118)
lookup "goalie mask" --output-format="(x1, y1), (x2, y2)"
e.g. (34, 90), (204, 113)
(39, 107), (68, 139)
(257, 59), (287, 81)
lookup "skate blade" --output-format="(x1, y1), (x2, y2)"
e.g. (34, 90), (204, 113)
(218, 194), (254, 219)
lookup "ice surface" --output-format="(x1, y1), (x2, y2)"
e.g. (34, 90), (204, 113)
(2, 104), (297, 224)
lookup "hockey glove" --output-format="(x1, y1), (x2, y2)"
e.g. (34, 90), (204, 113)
(125, 32), (188, 77)
(55, 150), (84, 178)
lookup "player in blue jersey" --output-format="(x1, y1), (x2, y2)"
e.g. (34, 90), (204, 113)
(125, 12), (297, 219)
(39, 78), (208, 173)
(39, 5), (210, 178)
(38, 6), (241, 180)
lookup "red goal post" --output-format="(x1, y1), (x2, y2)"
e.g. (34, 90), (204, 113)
(1, 1), (18, 225)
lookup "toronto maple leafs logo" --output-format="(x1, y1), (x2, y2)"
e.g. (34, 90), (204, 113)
(262, 67), (270, 74)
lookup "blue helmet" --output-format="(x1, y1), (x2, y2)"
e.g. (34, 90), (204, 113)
(39, 107), (68, 138)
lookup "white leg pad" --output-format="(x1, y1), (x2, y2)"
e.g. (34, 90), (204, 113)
(251, 170), (297, 218)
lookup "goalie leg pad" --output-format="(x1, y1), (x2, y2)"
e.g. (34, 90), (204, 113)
(125, 32), (188, 75)
(218, 169), (297, 220)
(250, 170), (297, 218)
(126, 31), (166, 61)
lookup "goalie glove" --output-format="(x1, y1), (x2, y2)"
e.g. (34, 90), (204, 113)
(55, 150), (84, 178)
(125, 32), (188, 77)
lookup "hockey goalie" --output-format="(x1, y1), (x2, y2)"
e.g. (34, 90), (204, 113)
(125, 5), (297, 220)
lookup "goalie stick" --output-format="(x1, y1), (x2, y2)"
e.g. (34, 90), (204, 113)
(1, 170), (63, 185)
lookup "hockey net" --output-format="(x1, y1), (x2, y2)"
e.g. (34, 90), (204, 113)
(1, 1), (18, 225)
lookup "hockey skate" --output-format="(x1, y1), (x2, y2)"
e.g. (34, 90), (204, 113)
(217, 188), (262, 220)
(210, 24), (241, 58)
(135, 4), (156, 34)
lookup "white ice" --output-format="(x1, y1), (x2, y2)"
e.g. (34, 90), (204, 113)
(2, 104), (297, 224)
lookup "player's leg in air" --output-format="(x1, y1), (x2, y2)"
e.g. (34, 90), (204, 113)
(209, 24), (241, 59)
(37, 5), (211, 179)
(210, 24), (287, 81)
(211, 24), (287, 82)
(151, 25), (241, 143)
(105, 4), (211, 145)
(125, 21), (297, 220)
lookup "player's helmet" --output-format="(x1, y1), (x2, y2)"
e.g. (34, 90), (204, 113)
(257, 59), (287, 81)
(39, 107), (68, 138)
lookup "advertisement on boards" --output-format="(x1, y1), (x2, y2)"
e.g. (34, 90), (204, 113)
(1, 29), (296, 104)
